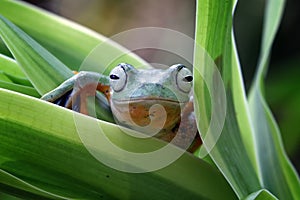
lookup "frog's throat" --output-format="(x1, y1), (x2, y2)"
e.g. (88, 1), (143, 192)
(110, 98), (184, 133)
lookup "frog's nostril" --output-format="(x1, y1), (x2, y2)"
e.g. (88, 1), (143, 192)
(155, 83), (165, 89)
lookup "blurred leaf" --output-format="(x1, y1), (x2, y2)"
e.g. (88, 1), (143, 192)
(0, 88), (236, 199)
(265, 60), (300, 154)
(248, 0), (300, 199)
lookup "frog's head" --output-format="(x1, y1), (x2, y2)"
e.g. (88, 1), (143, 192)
(108, 63), (193, 134)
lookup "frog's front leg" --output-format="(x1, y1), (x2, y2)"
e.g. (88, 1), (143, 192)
(180, 97), (202, 152)
(41, 71), (110, 115)
(41, 74), (78, 103)
(169, 96), (202, 153)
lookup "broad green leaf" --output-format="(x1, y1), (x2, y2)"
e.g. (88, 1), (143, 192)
(266, 62), (300, 154)
(0, 0), (150, 72)
(194, 0), (261, 198)
(0, 88), (236, 199)
(0, 15), (73, 95)
(248, 0), (300, 199)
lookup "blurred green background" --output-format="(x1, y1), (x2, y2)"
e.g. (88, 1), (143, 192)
(21, 0), (300, 172)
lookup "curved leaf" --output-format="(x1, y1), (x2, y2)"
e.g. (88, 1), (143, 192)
(0, 88), (236, 199)
(194, 0), (261, 198)
(248, 0), (300, 199)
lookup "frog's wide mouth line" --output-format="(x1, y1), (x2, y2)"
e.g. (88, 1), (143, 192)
(111, 98), (188, 105)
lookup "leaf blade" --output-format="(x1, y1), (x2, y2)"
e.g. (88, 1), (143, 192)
(0, 0), (150, 72)
(194, 0), (261, 198)
(0, 15), (73, 95)
(248, 0), (300, 198)
(0, 88), (236, 199)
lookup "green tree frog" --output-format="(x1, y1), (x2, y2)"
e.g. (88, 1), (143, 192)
(41, 63), (201, 151)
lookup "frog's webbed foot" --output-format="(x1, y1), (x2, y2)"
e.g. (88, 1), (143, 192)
(41, 71), (109, 115)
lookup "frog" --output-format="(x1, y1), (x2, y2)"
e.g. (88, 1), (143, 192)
(41, 63), (201, 152)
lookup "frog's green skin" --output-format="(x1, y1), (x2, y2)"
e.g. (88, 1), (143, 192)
(41, 63), (200, 150)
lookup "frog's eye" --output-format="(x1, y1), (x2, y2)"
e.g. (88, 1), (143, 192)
(176, 66), (193, 93)
(109, 66), (127, 92)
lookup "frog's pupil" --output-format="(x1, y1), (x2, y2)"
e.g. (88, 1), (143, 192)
(183, 76), (193, 82)
(110, 74), (119, 80)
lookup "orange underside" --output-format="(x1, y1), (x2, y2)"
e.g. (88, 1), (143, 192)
(113, 100), (182, 130)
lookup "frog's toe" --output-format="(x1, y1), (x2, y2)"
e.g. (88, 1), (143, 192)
(41, 92), (57, 102)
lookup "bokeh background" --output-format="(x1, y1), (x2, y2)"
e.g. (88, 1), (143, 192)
(22, 0), (300, 172)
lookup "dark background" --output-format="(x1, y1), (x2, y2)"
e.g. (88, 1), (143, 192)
(23, 0), (300, 172)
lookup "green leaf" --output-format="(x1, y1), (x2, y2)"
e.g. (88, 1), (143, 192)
(266, 62), (300, 154)
(0, 15), (115, 122)
(0, 169), (65, 199)
(0, 54), (25, 78)
(0, 38), (11, 57)
(0, 88), (236, 199)
(3, 73), (33, 87)
(0, 15), (73, 95)
(0, 72), (11, 83)
(0, 54), (39, 97)
(244, 189), (278, 200)
(0, 81), (39, 97)
(0, 0), (150, 72)
(248, 0), (300, 199)
(194, 0), (261, 198)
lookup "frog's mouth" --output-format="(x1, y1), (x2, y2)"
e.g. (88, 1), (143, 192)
(111, 96), (188, 104)
(110, 98), (185, 132)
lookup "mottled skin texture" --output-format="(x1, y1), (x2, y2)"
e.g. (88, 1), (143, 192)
(41, 63), (201, 152)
